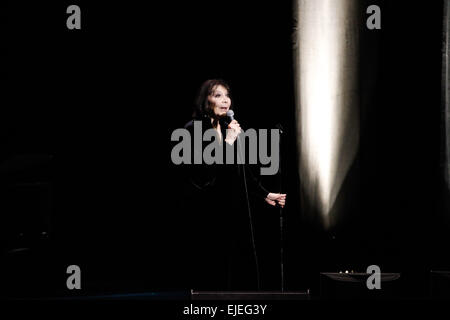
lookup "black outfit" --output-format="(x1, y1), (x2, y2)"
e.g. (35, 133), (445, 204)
(181, 116), (269, 290)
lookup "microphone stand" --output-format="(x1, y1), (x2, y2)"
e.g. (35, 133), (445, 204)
(276, 124), (285, 292)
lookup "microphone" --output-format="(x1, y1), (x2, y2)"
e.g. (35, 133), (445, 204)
(220, 110), (235, 128)
(226, 110), (235, 121)
(225, 110), (245, 131)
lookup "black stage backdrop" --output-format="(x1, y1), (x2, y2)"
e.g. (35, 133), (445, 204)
(2, 0), (449, 299)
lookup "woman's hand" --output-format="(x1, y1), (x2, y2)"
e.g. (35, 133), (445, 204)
(224, 120), (242, 145)
(265, 193), (287, 208)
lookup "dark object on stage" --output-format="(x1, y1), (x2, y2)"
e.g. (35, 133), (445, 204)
(190, 290), (310, 300)
(0, 154), (53, 254)
(320, 272), (401, 300)
(430, 271), (450, 299)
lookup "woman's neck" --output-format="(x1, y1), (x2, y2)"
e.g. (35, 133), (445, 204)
(211, 117), (223, 142)
(211, 117), (219, 129)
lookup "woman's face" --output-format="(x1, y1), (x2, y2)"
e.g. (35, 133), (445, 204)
(208, 85), (231, 118)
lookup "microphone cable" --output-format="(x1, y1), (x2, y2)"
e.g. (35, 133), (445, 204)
(235, 132), (261, 290)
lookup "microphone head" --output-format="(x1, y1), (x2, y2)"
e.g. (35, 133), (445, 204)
(226, 110), (235, 120)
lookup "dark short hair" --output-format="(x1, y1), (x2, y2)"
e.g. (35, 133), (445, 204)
(193, 79), (232, 119)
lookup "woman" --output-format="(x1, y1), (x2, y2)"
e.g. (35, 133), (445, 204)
(182, 79), (286, 290)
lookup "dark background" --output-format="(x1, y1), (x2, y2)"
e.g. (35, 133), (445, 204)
(1, 0), (449, 299)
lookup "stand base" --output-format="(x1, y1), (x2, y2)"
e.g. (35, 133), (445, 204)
(190, 290), (310, 300)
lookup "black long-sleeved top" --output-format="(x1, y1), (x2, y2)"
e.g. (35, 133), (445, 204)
(182, 116), (269, 200)
(179, 116), (269, 290)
